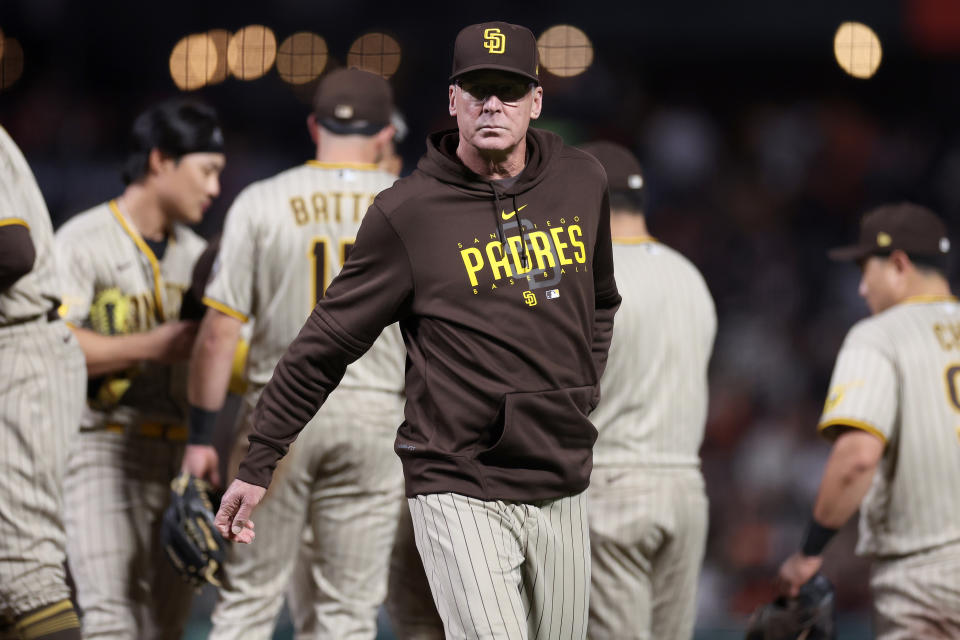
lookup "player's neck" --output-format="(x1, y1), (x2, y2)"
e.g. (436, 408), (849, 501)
(457, 138), (526, 181)
(901, 274), (952, 302)
(610, 211), (649, 240)
(116, 185), (170, 241)
(315, 138), (379, 165)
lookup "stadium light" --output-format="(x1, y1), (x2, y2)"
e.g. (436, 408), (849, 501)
(277, 32), (328, 84)
(169, 33), (218, 91)
(347, 32), (401, 79)
(538, 25), (594, 78)
(227, 25), (277, 80)
(834, 21), (882, 79)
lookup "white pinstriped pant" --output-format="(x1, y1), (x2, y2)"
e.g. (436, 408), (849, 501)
(586, 467), (708, 640)
(210, 387), (404, 640)
(871, 540), (960, 639)
(409, 491), (590, 640)
(0, 320), (85, 618)
(64, 430), (192, 640)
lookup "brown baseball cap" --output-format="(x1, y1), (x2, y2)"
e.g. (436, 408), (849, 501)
(828, 202), (951, 262)
(578, 141), (645, 192)
(450, 21), (540, 85)
(313, 68), (393, 136)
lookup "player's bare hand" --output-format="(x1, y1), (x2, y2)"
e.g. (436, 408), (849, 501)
(150, 320), (199, 363)
(181, 444), (221, 487)
(215, 478), (265, 543)
(777, 552), (823, 598)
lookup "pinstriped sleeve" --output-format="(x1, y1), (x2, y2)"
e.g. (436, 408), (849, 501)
(203, 189), (255, 322)
(818, 323), (897, 443)
(54, 228), (95, 326)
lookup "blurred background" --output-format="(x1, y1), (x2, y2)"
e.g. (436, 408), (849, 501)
(3, 0), (960, 637)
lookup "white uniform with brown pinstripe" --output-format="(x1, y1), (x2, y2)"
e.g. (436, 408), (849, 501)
(818, 295), (960, 639)
(0, 126), (86, 633)
(587, 236), (715, 640)
(55, 200), (205, 639)
(202, 161), (406, 640)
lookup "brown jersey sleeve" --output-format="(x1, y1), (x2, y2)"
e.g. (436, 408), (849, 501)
(0, 222), (36, 291)
(237, 205), (414, 487)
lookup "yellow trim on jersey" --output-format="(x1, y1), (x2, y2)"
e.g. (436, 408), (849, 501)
(902, 295), (958, 305)
(108, 200), (166, 320)
(0, 217), (29, 229)
(818, 418), (888, 444)
(306, 160), (379, 171)
(613, 235), (657, 245)
(202, 296), (250, 323)
(13, 600), (73, 630)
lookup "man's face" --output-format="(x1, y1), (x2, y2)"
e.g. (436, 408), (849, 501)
(858, 255), (902, 314)
(155, 152), (225, 225)
(449, 70), (542, 154)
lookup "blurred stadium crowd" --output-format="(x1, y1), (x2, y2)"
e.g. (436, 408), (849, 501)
(4, 1), (960, 637)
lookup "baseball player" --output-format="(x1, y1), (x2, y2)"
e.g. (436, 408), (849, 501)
(778, 203), (960, 639)
(55, 99), (225, 639)
(578, 141), (716, 640)
(215, 21), (621, 640)
(0, 125), (86, 640)
(180, 68), (406, 640)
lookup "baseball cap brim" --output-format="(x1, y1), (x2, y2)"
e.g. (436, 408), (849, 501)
(318, 118), (390, 136)
(827, 244), (873, 262)
(450, 64), (539, 85)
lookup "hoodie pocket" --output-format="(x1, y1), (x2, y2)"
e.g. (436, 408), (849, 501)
(476, 385), (599, 475)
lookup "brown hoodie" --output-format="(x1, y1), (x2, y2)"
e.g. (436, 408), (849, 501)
(238, 127), (621, 501)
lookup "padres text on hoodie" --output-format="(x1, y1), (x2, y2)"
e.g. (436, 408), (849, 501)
(238, 128), (621, 501)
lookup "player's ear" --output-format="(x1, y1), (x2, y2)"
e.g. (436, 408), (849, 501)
(147, 148), (175, 177)
(529, 85), (543, 120)
(890, 249), (911, 273)
(307, 114), (319, 146)
(374, 124), (396, 148)
(449, 84), (458, 116)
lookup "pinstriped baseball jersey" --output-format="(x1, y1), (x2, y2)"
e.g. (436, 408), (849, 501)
(589, 237), (716, 468)
(819, 295), (960, 556)
(0, 126), (61, 324)
(54, 200), (206, 427)
(203, 161), (404, 392)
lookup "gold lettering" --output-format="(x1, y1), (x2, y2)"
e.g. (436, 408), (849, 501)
(546, 220), (552, 227)
(491, 283), (497, 289)
(474, 237), (481, 244)
(560, 217), (566, 224)
(473, 288), (479, 295)
(458, 242), (463, 249)
(934, 323), (960, 350)
(485, 241), (514, 280)
(936, 324), (950, 350)
(574, 216), (580, 222)
(290, 197), (309, 225)
(311, 193), (328, 222)
(528, 231), (556, 270)
(351, 193), (365, 223)
(569, 225), (586, 263)
(490, 233), (497, 240)
(461, 248), (484, 286)
(506, 236), (533, 274)
(550, 227), (572, 265)
(331, 192), (343, 222)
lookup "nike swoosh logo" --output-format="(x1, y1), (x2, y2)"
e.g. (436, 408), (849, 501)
(501, 204), (528, 220)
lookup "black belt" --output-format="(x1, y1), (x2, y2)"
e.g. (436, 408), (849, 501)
(1, 306), (60, 328)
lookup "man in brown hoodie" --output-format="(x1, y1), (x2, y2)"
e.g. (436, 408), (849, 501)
(212, 22), (621, 639)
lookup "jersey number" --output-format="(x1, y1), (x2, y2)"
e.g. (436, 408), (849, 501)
(309, 237), (355, 307)
(945, 365), (960, 412)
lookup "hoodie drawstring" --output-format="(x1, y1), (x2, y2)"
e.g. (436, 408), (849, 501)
(490, 183), (530, 270)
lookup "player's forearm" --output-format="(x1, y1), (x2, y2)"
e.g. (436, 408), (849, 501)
(69, 326), (158, 377)
(811, 430), (883, 529)
(187, 308), (242, 411)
